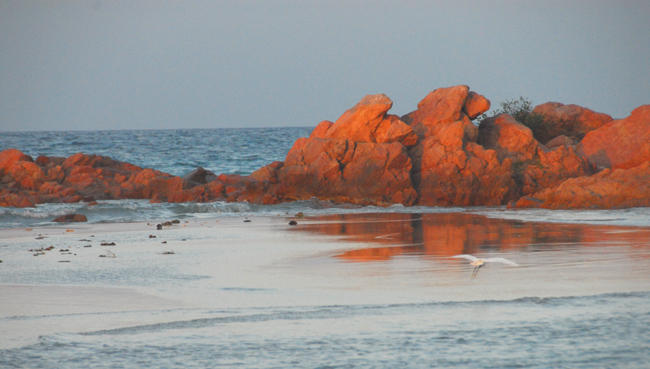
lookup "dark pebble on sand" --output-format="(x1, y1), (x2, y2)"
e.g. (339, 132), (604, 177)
(161, 241), (167, 244)
(35, 236), (46, 240)
(289, 220), (298, 226)
(161, 251), (175, 255)
(156, 224), (163, 230)
(149, 234), (157, 238)
(58, 260), (71, 263)
(100, 242), (116, 246)
(243, 219), (252, 223)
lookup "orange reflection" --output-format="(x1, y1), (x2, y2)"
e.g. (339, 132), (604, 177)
(293, 213), (650, 262)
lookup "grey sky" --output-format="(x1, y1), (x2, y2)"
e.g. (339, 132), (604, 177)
(1, 0), (649, 131)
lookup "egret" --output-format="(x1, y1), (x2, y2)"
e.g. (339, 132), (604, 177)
(452, 254), (519, 278)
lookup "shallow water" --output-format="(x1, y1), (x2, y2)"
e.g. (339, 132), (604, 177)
(1, 213), (649, 368)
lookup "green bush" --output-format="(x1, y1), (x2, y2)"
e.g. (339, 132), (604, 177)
(481, 97), (550, 141)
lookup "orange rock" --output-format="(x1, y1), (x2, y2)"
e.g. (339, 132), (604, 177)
(514, 161), (650, 209)
(324, 94), (417, 147)
(7, 161), (44, 190)
(276, 136), (416, 205)
(533, 102), (612, 143)
(478, 114), (538, 162)
(545, 135), (575, 149)
(309, 120), (334, 139)
(0, 149), (33, 174)
(402, 85), (470, 137)
(250, 161), (283, 183)
(463, 91), (491, 119)
(579, 105), (650, 170)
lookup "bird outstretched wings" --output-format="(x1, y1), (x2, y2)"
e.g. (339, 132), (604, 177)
(451, 254), (518, 266)
(451, 254), (479, 262)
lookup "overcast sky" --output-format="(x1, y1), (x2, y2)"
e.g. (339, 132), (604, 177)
(1, 0), (648, 131)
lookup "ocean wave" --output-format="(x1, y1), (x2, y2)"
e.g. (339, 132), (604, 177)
(82, 291), (649, 336)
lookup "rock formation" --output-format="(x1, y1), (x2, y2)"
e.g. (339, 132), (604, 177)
(1, 85), (648, 210)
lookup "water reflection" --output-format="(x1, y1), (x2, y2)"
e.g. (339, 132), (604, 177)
(293, 213), (650, 262)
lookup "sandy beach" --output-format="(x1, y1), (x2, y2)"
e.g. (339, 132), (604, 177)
(2, 212), (649, 359)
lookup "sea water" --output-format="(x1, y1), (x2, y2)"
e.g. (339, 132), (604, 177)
(1, 128), (649, 368)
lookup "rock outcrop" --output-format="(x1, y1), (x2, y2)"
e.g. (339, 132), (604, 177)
(514, 162), (650, 209)
(578, 105), (650, 170)
(1, 85), (647, 210)
(532, 102), (613, 143)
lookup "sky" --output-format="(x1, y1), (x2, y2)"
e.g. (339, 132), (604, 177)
(1, 0), (649, 131)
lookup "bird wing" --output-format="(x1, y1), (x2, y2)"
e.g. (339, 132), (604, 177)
(484, 257), (518, 266)
(451, 254), (479, 262)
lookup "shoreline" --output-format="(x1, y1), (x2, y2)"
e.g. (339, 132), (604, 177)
(1, 212), (649, 350)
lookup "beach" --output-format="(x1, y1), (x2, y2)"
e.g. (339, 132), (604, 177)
(1, 211), (649, 367)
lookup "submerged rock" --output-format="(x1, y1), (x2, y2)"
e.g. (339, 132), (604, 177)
(52, 214), (88, 223)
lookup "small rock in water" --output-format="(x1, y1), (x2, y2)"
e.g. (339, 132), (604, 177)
(59, 249), (69, 252)
(288, 220), (298, 226)
(45, 246), (55, 251)
(83, 244), (92, 248)
(35, 235), (46, 240)
(243, 219), (252, 223)
(161, 251), (175, 255)
(100, 242), (116, 246)
(53, 214), (87, 223)
(156, 224), (163, 230)
(79, 239), (91, 242)
(171, 219), (180, 224)
(149, 234), (157, 238)
(161, 241), (167, 244)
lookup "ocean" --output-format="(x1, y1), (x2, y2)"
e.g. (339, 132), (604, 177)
(1, 128), (649, 368)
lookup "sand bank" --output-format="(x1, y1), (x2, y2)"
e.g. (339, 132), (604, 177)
(1, 213), (649, 349)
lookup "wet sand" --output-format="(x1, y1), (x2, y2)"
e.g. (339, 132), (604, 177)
(1, 213), (649, 350)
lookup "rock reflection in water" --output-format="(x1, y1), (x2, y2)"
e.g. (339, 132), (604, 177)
(293, 213), (650, 262)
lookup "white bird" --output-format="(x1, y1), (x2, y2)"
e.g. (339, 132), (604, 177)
(451, 254), (519, 278)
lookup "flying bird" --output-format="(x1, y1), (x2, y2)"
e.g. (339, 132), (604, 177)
(452, 254), (519, 278)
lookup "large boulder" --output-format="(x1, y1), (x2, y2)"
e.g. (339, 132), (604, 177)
(274, 137), (416, 205)
(478, 113), (592, 197)
(478, 114), (538, 162)
(463, 91), (491, 119)
(532, 102), (613, 143)
(514, 161), (650, 209)
(402, 88), (513, 205)
(578, 105), (650, 170)
(323, 94), (418, 147)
